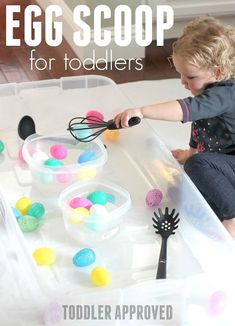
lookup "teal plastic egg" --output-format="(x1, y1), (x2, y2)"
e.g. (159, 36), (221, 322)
(37, 171), (54, 184)
(28, 202), (45, 219)
(44, 158), (64, 168)
(73, 124), (92, 140)
(86, 218), (107, 233)
(87, 191), (109, 205)
(73, 248), (96, 267)
(18, 215), (39, 232)
(0, 140), (5, 153)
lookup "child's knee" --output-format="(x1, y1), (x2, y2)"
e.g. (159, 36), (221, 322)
(184, 153), (206, 176)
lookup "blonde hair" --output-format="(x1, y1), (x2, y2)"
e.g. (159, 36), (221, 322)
(172, 16), (235, 79)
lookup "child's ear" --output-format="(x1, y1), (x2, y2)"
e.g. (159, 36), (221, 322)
(215, 66), (224, 80)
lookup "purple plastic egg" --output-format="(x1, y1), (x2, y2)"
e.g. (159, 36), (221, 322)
(145, 189), (163, 207)
(50, 144), (68, 160)
(69, 197), (92, 209)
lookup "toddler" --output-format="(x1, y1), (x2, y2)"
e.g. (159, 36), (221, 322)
(114, 16), (235, 238)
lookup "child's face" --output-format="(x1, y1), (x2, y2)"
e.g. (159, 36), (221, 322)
(173, 55), (217, 95)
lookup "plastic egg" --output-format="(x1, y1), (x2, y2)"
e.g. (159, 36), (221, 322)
(50, 144), (68, 160)
(12, 207), (22, 220)
(90, 204), (109, 218)
(87, 191), (109, 205)
(69, 207), (90, 224)
(78, 168), (97, 180)
(145, 189), (163, 207)
(73, 248), (96, 267)
(91, 267), (111, 286)
(86, 110), (104, 123)
(16, 197), (32, 215)
(44, 158), (64, 168)
(69, 197), (92, 209)
(18, 215), (39, 232)
(104, 130), (120, 141)
(33, 247), (56, 265)
(56, 171), (72, 184)
(43, 302), (63, 324)
(86, 217), (107, 233)
(32, 151), (49, 164)
(38, 171), (54, 184)
(0, 140), (5, 153)
(73, 124), (92, 140)
(18, 146), (26, 164)
(78, 150), (97, 164)
(28, 202), (45, 219)
(208, 290), (227, 315)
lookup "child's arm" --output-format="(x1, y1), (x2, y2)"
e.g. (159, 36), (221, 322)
(171, 147), (197, 164)
(114, 101), (183, 128)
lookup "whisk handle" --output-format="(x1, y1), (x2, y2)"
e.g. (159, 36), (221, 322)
(107, 117), (141, 130)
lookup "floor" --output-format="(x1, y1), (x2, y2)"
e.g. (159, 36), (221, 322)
(0, 0), (179, 84)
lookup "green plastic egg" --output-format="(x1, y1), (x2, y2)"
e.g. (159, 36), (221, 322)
(18, 215), (39, 232)
(28, 202), (45, 219)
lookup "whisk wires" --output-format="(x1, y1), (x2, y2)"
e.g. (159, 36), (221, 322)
(68, 116), (108, 142)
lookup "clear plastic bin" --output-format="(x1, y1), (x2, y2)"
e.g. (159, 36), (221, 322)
(0, 75), (235, 325)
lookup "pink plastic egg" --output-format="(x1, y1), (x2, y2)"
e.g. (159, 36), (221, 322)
(56, 172), (72, 184)
(69, 197), (92, 209)
(208, 290), (227, 315)
(50, 145), (68, 160)
(145, 189), (163, 207)
(18, 146), (26, 164)
(86, 110), (104, 124)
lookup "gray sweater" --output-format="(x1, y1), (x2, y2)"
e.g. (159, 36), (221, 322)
(177, 79), (235, 153)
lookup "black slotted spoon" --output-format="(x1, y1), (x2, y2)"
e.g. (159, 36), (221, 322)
(152, 207), (180, 279)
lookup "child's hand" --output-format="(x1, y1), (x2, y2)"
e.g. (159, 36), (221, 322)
(171, 149), (191, 164)
(114, 108), (143, 128)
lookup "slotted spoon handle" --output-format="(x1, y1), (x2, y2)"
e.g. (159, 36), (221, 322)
(107, 117), (141, 130)
(156, 237), (167, 279)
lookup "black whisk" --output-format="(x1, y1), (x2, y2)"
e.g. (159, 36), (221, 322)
(152, 207), (180, 279)
(68, 116), (141, 142)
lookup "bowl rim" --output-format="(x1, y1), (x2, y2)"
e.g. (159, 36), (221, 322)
(58, 179), (131, 221)
(22, 133), (108, 174)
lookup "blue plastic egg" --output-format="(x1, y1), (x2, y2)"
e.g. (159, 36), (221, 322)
(78, 150), (97, 164)
(12, 207), (22, 220)
(73, 248), (96, 267)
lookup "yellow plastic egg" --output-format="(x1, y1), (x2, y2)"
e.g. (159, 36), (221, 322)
(78, 168), (97, 180)
(69, 207), (90, 224)
(91, 267), (112, 286)
(104, 130), (120, 141)
(33, 247), (56, 265)
(16, 197), (32, 215)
